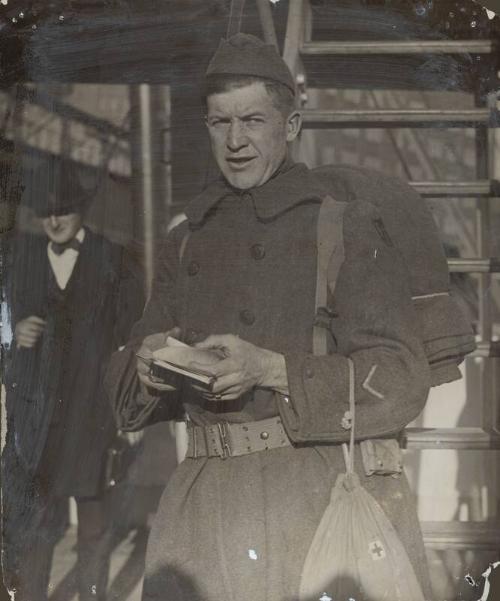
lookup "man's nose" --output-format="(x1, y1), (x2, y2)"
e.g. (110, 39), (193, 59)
(226, 121), (247, 151)
(49, 215), (58, 227)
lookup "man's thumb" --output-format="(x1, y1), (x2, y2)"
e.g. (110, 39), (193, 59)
(194, 334), (224, 349)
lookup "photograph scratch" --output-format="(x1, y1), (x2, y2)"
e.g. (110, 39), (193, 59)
(0, 1), (498, 601)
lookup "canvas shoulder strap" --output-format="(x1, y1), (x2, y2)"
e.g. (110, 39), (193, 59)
(313, 195), (348, 356)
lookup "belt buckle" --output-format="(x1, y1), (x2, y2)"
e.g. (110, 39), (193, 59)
(217, 422), (232, 459)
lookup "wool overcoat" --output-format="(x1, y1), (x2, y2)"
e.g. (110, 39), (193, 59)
(3, 228), (142, 518)
(105, 161), (433, 601)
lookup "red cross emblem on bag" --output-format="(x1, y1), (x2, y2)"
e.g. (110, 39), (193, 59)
(368, 540), (386, 561)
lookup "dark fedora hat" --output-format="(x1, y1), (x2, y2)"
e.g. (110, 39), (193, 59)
(22, 154), (90, 218)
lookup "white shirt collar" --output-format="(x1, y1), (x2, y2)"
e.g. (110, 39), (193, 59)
(47, 228), (86, 290)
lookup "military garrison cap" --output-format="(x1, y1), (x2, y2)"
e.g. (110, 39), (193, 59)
(206, 33), (295, 92)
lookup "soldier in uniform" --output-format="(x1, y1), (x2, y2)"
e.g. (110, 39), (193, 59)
(2, 156), (142, 601)
(105, 34), (432, 601)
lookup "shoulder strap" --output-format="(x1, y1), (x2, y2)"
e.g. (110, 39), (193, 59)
(313, 195), (348, 356)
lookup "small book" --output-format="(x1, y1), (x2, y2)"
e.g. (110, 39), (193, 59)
(137, 337), (219, 387)
(149, 358), (216, 386)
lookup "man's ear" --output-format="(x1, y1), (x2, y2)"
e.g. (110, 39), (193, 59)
(286, 110), (302, 142)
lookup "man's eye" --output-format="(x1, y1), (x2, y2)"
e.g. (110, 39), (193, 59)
(210, 119), (229, 127)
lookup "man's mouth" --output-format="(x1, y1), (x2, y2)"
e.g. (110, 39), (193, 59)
(226, 157), (256, 169)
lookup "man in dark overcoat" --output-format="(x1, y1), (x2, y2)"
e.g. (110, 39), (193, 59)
(105, 34), (433, 601)
(2, 156), (142, 601)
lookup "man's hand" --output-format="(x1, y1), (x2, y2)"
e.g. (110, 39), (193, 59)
(136, 327), (181, 392)
(193, 334), (289, 401)
(14, 316), (46, 349)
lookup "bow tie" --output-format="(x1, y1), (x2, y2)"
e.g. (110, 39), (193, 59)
(51, 238), (81, 256)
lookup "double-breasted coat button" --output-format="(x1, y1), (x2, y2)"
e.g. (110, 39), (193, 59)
(250, 244), (265, 260)
(260, 431), (269, 440)
(188, 261), (200, 276)
(239, 309), (255, 325)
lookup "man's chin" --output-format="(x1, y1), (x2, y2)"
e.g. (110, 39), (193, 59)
(223, 170), (264, 191)
(48, 234), (71, 244)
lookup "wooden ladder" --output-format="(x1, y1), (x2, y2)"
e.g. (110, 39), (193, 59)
(278, 0), (500, 557)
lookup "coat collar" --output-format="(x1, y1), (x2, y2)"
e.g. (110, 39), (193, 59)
(184, 158), (328, 226)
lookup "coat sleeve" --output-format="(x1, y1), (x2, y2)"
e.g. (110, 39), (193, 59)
(278, 200), (431, 443)
(112, 243), (146, 348)
(104, 223), (188, 431)
(7, 234), (46, 326)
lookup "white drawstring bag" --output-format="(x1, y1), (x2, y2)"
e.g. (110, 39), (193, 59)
(299, 359), (426, 601)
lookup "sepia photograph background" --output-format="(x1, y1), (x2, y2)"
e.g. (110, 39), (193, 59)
(0, 1), (499, 600)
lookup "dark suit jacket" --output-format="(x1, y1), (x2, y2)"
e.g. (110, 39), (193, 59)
(4, 227), (143, 497)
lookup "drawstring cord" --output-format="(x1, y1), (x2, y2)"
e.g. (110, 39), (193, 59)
(342, 358), (356, 474)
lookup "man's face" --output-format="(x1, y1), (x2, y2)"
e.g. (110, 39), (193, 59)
(42, 213), (82, 244)
(206, 82), (299, 190)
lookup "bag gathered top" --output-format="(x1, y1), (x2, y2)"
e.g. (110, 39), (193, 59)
(299, 358), (426, 601)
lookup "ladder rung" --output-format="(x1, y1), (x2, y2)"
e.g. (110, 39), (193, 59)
(301, 40), (496, 55)
(404, 427), (500, 450)
(448, 258), (500, 273)
(421, 522), (500, 550)
(301, 108), (497, 128)
(411, 180), (500, 197)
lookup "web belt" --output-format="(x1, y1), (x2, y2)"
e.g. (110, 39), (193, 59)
(185, 416), (291, 459)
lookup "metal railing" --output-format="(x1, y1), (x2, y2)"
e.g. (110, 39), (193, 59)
(301, 40), (497, 55)
(300, 108), (499, 128)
